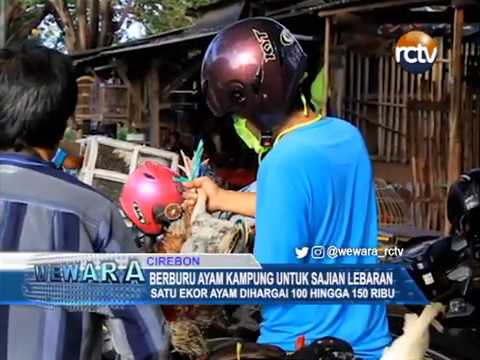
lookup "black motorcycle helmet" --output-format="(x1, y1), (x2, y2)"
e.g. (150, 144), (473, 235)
(201, 17), (307, 141)
(447, 168), (480, 240)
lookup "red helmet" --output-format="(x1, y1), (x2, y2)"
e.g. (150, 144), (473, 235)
(119, 162), (183, 235)
(201, 17), (307, 132)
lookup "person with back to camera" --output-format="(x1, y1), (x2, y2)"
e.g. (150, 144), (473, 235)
(0, 43), (169, 360)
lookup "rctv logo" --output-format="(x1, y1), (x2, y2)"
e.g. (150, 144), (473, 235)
(395, 31), (438, 74)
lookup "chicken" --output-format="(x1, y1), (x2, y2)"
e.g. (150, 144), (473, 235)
(381, 303), (445, 360)
(154, 215), (190, 253)
(156, 186), (252, 254)
(151, 143), (251, 359)
(181, 188), (245, 253)
(153, 141), (251, 255)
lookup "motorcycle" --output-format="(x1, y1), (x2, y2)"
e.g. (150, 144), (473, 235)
(383, 227), (480, 360)
(200, 228), (480, 360)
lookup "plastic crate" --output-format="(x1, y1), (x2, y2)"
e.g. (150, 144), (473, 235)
(78, 136), (179, 202)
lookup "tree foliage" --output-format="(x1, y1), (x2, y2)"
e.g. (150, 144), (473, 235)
(10, 0), (217, 53)
(6, 0), (51, 46)
(135, 0), (215, 34)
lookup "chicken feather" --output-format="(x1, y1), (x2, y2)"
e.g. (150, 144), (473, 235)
(381, 303), (445, 360)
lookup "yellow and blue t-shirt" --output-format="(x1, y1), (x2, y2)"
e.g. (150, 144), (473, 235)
(254, 117), (391, 359)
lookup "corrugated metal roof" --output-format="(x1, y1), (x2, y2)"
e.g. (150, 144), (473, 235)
(73, 31), (216, 66)
(71, 26), (192, 60)
(73, 0), (451, 66)
(189, 0), (246, 32)
(267, 0), (367, 16)
(266, 0), (449, 18)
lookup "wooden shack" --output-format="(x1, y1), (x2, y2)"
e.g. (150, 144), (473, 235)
(72, 0), (480, 231)
(315, 0), (480, 231)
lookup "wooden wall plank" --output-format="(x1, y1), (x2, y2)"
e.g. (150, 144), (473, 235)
(349, 52), (355, 126)
(356, 55), (362, 129)
(393, 63), (401, 162)
(147, 60), (161, 147)
(378, 56), (385, 160)
(447, 7), (465, 229)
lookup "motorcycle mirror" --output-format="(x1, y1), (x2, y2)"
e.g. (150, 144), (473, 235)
(446, 298), (475, 319)
(447, 265), (472, 283)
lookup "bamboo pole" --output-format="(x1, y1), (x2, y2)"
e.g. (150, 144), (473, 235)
(324, 16), (331, 106)
(475, 43), (480, 168)
(349, 52), (355, 125)
(475, 90), (480, 167)
(117, 63), (146, 129)
(447, 6), (464, 233)
(435, 37), (445, 229)
(424, 77), (432, 228)
(471, 44), (478, 169)
(440, 44), (451, 230)
(0, 0), (6, 47)
(464, 87), (473, 169)
(475, 45), (480, 169)
(363, 57), (370, 136)
(409, 71), (415, 161)
(418, 73), (426, 228)
(387, 57), (396, 162)
(356, 56), (362, 130)
(427, 67), (436, 230)
(432, 45), (443, 230)
(408, 72), (418, 225)
(378, 56), (385, 160)
(462, 42), (471, 170)
(445, 7), (464, 232)
(401, 65), (408, 163)
(393, 62), (401, 162)
(147, 60), (161, 147)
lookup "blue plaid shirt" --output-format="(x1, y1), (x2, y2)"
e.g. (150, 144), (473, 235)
(0, 153), (169, 360)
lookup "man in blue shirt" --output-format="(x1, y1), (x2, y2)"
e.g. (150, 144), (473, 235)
(184, 18), (391, 358)
(0, 43), (169, 360)
(255, 118), (389, 358)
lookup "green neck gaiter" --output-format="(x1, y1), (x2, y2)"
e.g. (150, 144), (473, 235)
(233, 115), (269, 155)
(310, 66), (327, 116)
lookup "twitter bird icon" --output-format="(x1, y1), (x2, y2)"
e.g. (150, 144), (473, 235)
(295, 246), (309, 259)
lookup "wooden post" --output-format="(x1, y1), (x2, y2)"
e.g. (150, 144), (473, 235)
(348, 52), (355, 124)
(356, 56), (362, 129)
(0, 0), (7, 47)
(448, 10), (464, 192)
(387, 57), (395, 162)
(331, 48), (346, 117)
(117, 62), (146, 129)
(378, 56), (385, 159)
(394, 61), (401, 162)
(401, 63), (408, 163)
(324, 16), (331, 113)
(362, 57), (369, 135)
(447, 6), (464, 232)
(147, 60), (161, 147)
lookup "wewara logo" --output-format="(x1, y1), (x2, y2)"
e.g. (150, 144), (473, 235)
(395, 31), (438, 74)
